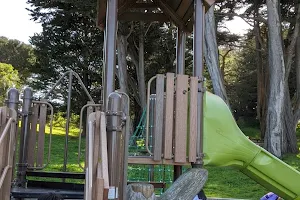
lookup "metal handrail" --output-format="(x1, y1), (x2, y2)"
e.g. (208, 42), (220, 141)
(27, 100), (54, 170)
(145, 75), (158, 155)
(78, 103), (102, 170)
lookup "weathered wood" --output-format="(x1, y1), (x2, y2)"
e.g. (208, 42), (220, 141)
(153, 74), (165, 161)
(174, 75), (189, 163)
(27, 103), (39, 167)
(164, 73), (175, 159)
(99, 112), (109, 199)
(119, 13), (169, 22)
(92, 112), (101, 199)
(127, 183), (156, 200)
(37, 102), (47, 167)
(159, 168), (208, 200)
(128, 157), (190, 166)
(189, 77), (198, 162)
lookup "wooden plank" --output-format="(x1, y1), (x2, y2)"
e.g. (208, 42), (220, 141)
(127, 157), (191, 166)
(92, 112), (101, 199)
(166, 0), (182, 11)
(164, 73), (175, 159)
(85, 102), (94, 168)
(0, 107), (8, 200)
(99, 112), (109, 191)
(188, 77), (198, 162)
(174, 75), (189, 163)
(156, 0), (190, 31)
(176, 0), (193, 18)
(95, 177), (104, 200)
(36, 102), (47, 167)
(153, 74), (165, 161)
(97, 0), (107, 30)
(182, 2), (194, 22)
(119, 12), (169, 22)
(27, 103), (39, 167)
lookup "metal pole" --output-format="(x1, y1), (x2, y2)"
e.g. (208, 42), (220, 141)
(16, 87), (33, 187)
(103, 0), (118, 109)
(6, 88), (19, 111)
(63, 71), (73, 173)
(107, 93), (122, 200)
(193, 0), (205, 167)
(176, 28), (186, 75)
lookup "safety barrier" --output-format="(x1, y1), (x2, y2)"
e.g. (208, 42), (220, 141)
(128, 73), (201, 165)
(0, 107), (17, 200)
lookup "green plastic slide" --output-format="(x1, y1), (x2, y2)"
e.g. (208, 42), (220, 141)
(203, 92), (300, 200)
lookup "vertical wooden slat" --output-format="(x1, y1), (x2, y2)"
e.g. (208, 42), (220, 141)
(174, 75), (189, 163)
(99, 112), (109, 199)
(153, 74), (165, 161)
(0, 107), (7, 200)
(92, 112), (101, 199)
(85, 102), (94, 167)
(27, 103), (39, 167)
(189, 77), (198, 162)
(36, 102), (47, 167)
(164, 73), (175, 159)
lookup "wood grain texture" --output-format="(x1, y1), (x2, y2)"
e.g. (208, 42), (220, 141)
(37, 102), (47, 167)
(153, 74), (165, 161)
(174, 75), (189, 163)
(27, 103), (39, 167)
(164, 73), (175, 159)
(189, 77), (198, 162)
(159, 168), (208, 200)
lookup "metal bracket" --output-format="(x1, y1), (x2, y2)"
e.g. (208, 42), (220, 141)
(106, 111), (123, 117)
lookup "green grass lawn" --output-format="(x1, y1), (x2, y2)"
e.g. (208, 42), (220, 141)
(25, 124), (300, 199)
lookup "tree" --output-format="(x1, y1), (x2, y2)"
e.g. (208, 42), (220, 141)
(0, 36), (35, 83)
(0, 63), (20, 104)
(29, 7), (104, 113)
(204, 5), (230, 106)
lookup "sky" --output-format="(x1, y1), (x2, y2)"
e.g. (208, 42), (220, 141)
(0, 0), (42, 44)
(0, 0), (251, 44)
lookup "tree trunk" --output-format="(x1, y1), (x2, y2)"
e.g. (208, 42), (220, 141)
(117, 34), (129, 94)
(282, 88), (298, 153)
(137, 22), (147, 108)
(204, 5), (230, 106)
(254, 0), (268, 140)
(264, 0), (285, 158)
(127, 183), (156, 200)
(159, 168), (208, 200)
(282, 3), (300, 154)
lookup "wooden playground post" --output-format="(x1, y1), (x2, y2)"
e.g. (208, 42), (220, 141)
(193, 0), (205, 167)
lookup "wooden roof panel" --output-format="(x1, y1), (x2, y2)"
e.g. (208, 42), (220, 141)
(97, 0), (216, 32)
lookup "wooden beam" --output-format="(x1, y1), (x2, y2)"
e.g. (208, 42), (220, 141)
(131, 3), (158, 9)
(96, 0), (107, 30)
(119, 12), (169, 22)
(176, 0), (193, 18)
(128, 157), (191, 166)
(119, 0), (136, 15)
(154, 0), (190, 32)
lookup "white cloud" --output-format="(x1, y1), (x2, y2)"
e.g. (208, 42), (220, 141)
(0, 0), (42, 44)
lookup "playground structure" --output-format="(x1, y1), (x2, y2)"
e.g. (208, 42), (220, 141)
(0, 0), (300, 200)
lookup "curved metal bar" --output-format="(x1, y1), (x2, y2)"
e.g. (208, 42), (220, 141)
(78, 103), (102, 170)
(145, 75), (157, 155)
(44, 71), (70, 99)
(72, 72), (95, 103)
(27, 100), (54, 170)
(43, 70), (95, 103)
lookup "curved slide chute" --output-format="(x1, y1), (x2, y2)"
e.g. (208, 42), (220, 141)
(203, 92), (300, 200)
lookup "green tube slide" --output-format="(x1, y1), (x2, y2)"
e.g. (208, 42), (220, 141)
(203, 92), (300, 200)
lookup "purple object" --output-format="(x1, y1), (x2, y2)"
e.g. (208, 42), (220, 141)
(260, 192), (279, 200)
